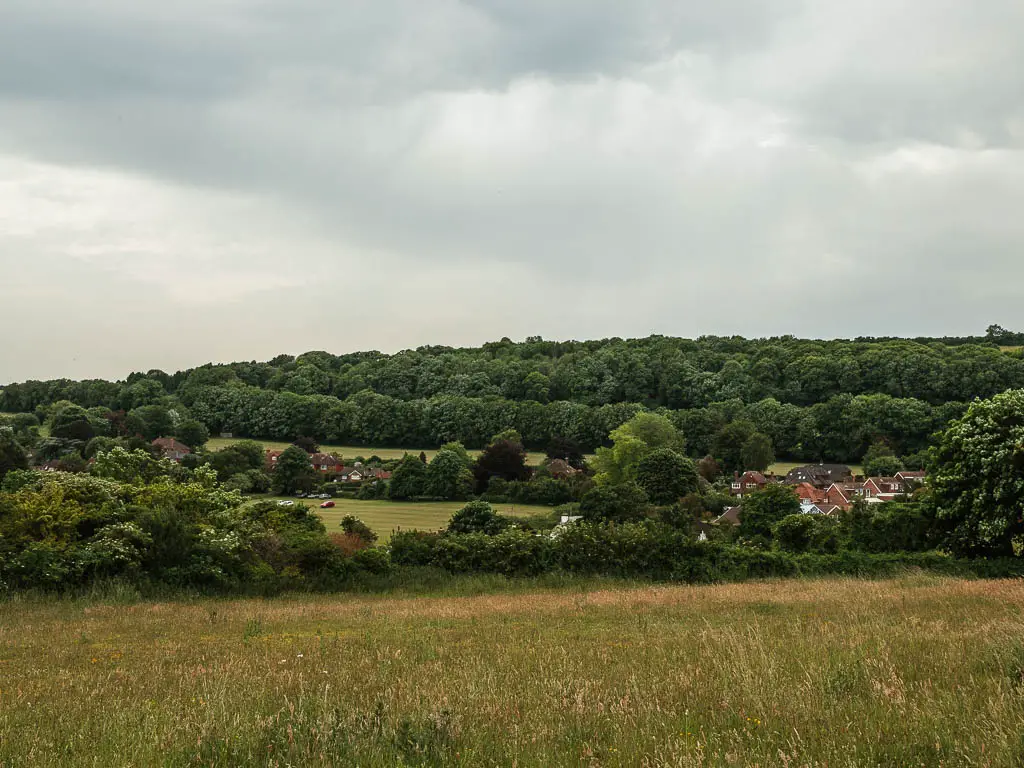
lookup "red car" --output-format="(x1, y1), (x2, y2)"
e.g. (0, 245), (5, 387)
(320, 501), (335, 508)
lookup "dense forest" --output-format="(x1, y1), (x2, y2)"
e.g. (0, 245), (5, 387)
(2, 331), (1023, 463)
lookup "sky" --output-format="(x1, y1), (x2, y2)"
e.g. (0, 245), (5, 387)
(1, 0), (1023, 382)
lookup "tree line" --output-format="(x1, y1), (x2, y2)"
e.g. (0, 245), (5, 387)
(3, 332), (1024, 414)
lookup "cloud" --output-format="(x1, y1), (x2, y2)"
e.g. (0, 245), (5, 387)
(0, 0), (1022, 380)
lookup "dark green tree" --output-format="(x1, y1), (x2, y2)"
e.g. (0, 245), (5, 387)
(711, 420), (756, 473)
(634, 449), (699, 505)
(579, 483), (649, 523)
(272, 446), (317, 495)
(424, 449), (474, 500)
(174, 419), (210, 450)
(738, 483), (800, 541)
(740, 432), (775, 473)
(447, 501), (511, 535)
(389, 454), (428, 500)
(0, 427), (29, 481)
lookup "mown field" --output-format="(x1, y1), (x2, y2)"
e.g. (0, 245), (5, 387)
(3, 576), (1024, 766)
(206, 437), (555, 466)
(208, 437), (843, 477)
(267, 496), (554, 540)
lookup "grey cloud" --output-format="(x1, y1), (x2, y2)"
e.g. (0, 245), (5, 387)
(1, 0), (1023, 380)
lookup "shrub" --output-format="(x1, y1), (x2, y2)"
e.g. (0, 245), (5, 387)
(446, 501), (511, 535)
(579, 483), (649, 523)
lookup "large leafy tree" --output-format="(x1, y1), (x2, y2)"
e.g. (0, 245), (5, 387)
(0, 427), (29, 482)
(272, 446), (317, 495)
(174, 420), (210, 450)
(738, 484), (800, 541)
(711, 420), (756, 473)
(473, 438), (531, 494)
(579, 483), (649, 523)
(930, 389), (1024, 557)
(593, 412), (686, 485)
(425, 449), (474, 500)
(634, 449), (699, 505)
(740, 432), (775, 473)
(389, 454), (428, 500)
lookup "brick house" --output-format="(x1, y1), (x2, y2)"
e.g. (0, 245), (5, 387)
(152, 437), (191, 462)
(729, 471), (769, 497)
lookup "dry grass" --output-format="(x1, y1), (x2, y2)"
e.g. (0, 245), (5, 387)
(3, 575), (1024, 766)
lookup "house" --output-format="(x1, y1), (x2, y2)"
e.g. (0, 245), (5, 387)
(310, 453), (341, 474)
(729, 471), (769, 497)
(336, 463), (391, 482)
(862, 476), (907, 501)
(823, 481), (868, 511)
(784, 464), (853, 488)
(896, 470), (926, 486)
(545, 458), (581, 479)
(152, 437), (191, 462)
(800, 501), (827, 515)
(792, 482), (827, 505)
(712, 506), (742, 526)
(266, 450), (283, 471)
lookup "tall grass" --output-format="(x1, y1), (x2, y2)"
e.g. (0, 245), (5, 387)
(2, 576), (1024, 766)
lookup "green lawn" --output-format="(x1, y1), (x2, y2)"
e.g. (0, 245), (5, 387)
(262, 496), (555, 540)
(769, 460), (864, 477)
(207, 437), (555, 466)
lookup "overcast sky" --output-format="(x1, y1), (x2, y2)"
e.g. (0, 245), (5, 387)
(2, 1), (1023, 382)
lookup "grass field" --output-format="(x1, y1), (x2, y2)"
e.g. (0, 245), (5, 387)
(768, 460), (864, 477)
(3, 575), (1024, 766)
(266, 496), (555, 540)
(207, 437), (555, 466)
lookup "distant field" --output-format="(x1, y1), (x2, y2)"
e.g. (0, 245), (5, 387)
(263, 496), (553, 540)
(1002, 345), (1024, 353)
(4, 575), (1024, 766)
(207, 437), (554, 466)
(769, 460), (864, 476)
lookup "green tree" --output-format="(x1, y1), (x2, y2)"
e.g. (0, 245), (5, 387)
(522, 371), (551, 403)
(272, 446), (317, 495)
(711, 420), (756, 473)
(389, 454), (428, 500)
(740, 432), (775, 473)
(593, 412), (686, 485)
(773, 514), (840, 553)
(579, 483), (649, 523)
(930, 389), (1024, 557)
(91, 447), (176, 484)
(634, 449), (699, 505)
(447, 501), (511, 535)
(424, 449), (474, 500)
(0, 427), (29, 482)
(174, 419), (210, 450)
(863, 441), (905, 477)
(738, 483), (800, 542)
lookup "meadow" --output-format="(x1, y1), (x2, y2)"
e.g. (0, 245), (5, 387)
(3, 575), (1024, 767)
(209, 437), (837, 477)
(269, 496), (554, 540)
(206, 437), (555, 467)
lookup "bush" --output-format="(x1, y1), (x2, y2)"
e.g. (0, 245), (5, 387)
(773, 514), (840, 554)
(446, 501), (511, 535)
(579, 483), (649, 523)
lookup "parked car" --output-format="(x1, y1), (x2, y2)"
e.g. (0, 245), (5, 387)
(319, 493), (331, 499)
(295, 493), (306, 498)
(277, 500), (294, 507)
(320, 501), (335, 508)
